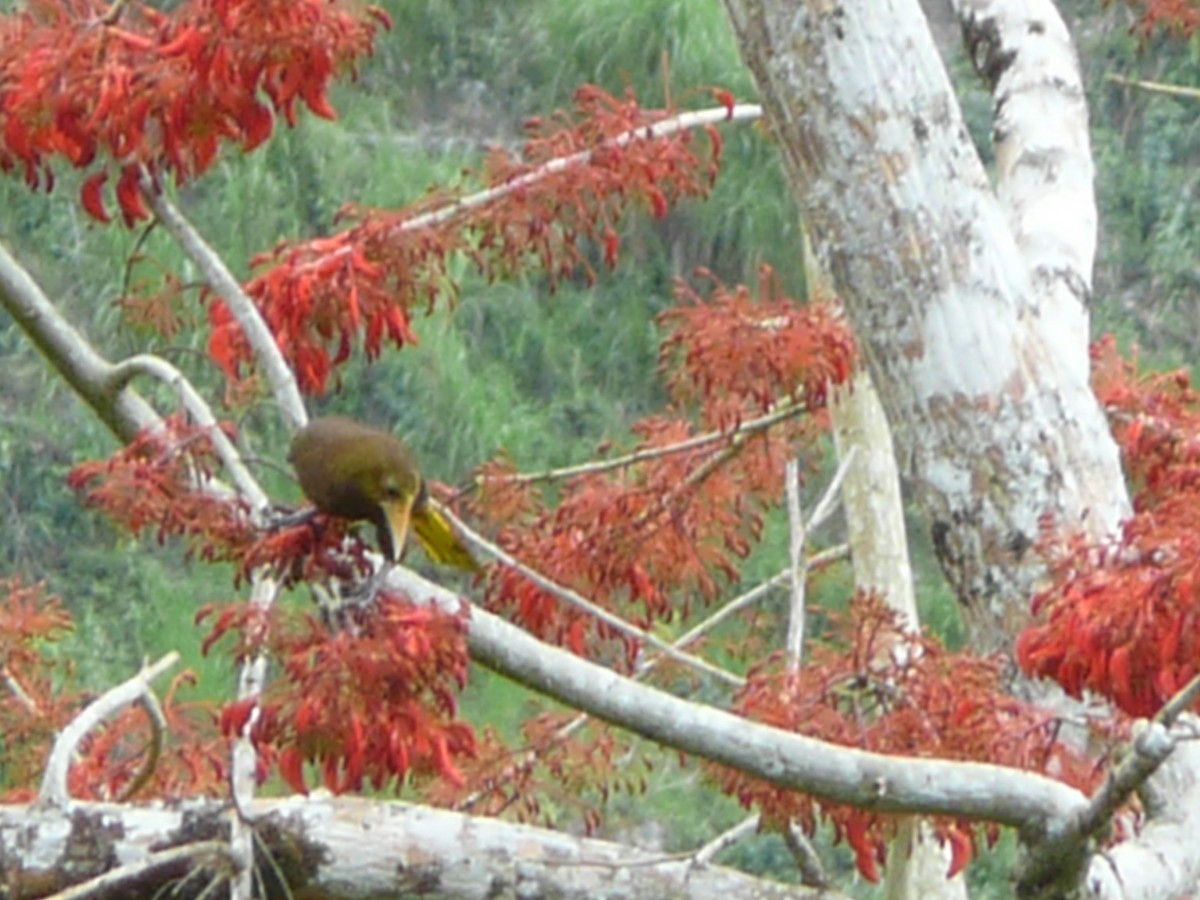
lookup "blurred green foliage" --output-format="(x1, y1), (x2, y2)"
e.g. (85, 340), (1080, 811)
(0, 0), (1194, 893)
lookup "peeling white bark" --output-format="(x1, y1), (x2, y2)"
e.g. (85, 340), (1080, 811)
(0, 796), (842, 900)
(953, 0), (1098, 387)
(720, 0), (1130, 650)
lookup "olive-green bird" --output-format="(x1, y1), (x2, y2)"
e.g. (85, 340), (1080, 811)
(289, 416), (478, 571)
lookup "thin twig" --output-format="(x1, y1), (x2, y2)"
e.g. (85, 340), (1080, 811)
(387, 104), (764, 240)
(472, 399), (807, 490)
(252, 825), (297, 900)
(1106, 73), (1200, 101)
(106, 354), (270, 512)
(1068, 671), (1200, 846)
(1, 664), (39, 715)
(439, 506), (743, 687)
(693, 813), (761, 866)
(665, 546), (848, 657)
(39, 840), (233, 900)
(115, 688), (167, 802)
(806, 446), (857, 535)
(1155, 671), (1200, 729)
(785, 819), (830, 887)
(39, 652), (180, 807)
(784, 459), (807, 669)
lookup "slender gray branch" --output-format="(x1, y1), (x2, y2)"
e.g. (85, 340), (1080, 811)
(439, 506), (744, 687)
(138, 172), (307, 433)
(39, 652), (179, 807)
(107, 354), (270, 511)
(387, 565), (1090, 829)
(0, 239), (157, 443)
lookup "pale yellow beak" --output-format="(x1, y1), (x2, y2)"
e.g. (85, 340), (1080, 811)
(378, 493), (417, 562)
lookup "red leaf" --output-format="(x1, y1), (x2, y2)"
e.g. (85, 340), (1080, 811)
(219, 698), (256, 737)
(712, 88), (736, 118)
(115, 165), (149, 226)
(80, 172), (111, 224)
(279, 747), (308, 794)
(1110, 645), (1133, 710)
(846, 815), (880, 882)
(603, 227), (620, 268)
(945, 826), (973, 879)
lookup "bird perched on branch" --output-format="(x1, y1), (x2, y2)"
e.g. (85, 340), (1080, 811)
(289, 416), (478, 572)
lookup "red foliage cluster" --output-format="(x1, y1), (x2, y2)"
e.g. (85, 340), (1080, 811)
(66, 671), (228, 801)
(429, 713), (646, 835)
(0, 579), (77, 797)
(67, 416), (257, 565)
(712, 595), (1108, 882)
(209, 85), (725, 394)
(483, 417), (793, 660)
(205, 594), (475, 793)
(0, 580), (224, 802)
(0, 0), (386, 223)
(66, 416), (391, 589)
(240, 511), (377, 590)
(475, 270), (853, 657)
(1124, 0), (1198, 36)
(661, 267), (856, 428)
(1018, 337), (1200, 716)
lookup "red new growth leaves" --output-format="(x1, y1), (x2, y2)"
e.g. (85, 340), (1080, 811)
(208, 85), (726, 394)
(712, 595), (1107, 882)
(0, 580), (224, 802)
(1125, 0), (1198, 37)
(475, 271), (853, 657)
(67, 416), (257, 565)
(1018, 337), (1200, 716)
(0, 580), (76, 798)
(661, 267), (856, 427)
(0, 0), (387, 223)
(203, 595), (474, 793)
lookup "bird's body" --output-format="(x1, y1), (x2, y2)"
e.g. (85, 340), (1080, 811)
(289, 417), (477, 571)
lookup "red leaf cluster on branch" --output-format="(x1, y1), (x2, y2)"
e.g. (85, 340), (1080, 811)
(67, 416), (257, 566)
(474, 271), (854, 658)
(712, 595), (1109, 883)
(1125, 0), (1198, 37)
(0, 0), (387, 224)
(205, 595), (474, 794)
(661, 267), (856, 427)
(1018, 337), (1200, 716)
(429, 713), (647, 836)
(0, 580), (224, 802)
(0, 579), (77, 799)
(208, 85), (726, 394)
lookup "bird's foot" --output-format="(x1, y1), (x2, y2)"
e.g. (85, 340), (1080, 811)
(313, 562), (394, 632)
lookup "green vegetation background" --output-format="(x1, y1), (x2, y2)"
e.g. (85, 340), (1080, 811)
(0, 1), (1195, 895)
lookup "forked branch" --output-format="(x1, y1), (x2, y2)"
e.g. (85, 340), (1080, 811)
(39, 652), (179, 807)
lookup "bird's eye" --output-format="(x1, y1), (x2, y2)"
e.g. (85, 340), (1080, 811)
(383, 480), (404, 500)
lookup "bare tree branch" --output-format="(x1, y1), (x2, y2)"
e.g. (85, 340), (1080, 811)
(107, 354), (270, 511)
(471, 398), (808, 490)
(39, 652), (179, 807)
(440, 507), (744, 687)
(388, 564), (1090, 828)
(0, 240), (157, 443)
(784, 459), (808, 668)
(137, 171), (308, 434)
(399, 104), (764, 235)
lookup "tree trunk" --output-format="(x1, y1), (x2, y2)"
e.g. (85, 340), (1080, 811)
(0, 796), (844, 900)
(720, 0), (1130, 652)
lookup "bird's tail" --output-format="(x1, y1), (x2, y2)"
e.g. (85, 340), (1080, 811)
(412, 505), (480, 572)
